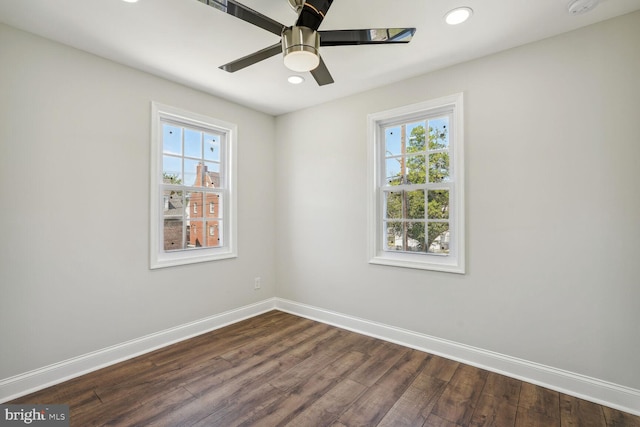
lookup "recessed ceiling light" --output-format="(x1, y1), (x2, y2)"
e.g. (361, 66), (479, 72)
(444, 7), (473, 25)
(122, 0), (139, 3)
(288, 75), (305, 85)
(567, 0), (599, 15)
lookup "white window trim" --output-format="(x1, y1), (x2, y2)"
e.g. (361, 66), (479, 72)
(150, 102), (238, 269)
(367, 93), (465, 274)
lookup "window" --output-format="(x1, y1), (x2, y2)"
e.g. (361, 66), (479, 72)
(367, 93), (465, 273)
(150, 102), (237, 269)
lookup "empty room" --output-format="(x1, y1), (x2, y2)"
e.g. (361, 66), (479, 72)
(1, 0), (639, 425)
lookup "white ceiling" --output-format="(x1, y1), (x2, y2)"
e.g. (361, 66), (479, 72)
(1, 0), (639, 115)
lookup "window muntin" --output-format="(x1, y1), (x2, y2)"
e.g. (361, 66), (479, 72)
(368, 94), (464, 273)
(151, 103), (237, 269)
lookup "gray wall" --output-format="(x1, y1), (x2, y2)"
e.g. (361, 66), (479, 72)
(275, 11), (640, 390)
(0, 24), (277, 379)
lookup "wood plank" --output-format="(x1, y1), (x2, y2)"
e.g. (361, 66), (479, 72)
(284, 379), (367, 427)
(481, 372), (521, 406)
(467, 372), (521, 426)
(163, 354), (302, 426)
(421, 354), (460, 382)
(560, 393), (607, 427)
(233, 350), (368, 426)
(100, 386), (196, 426)
(602, 405), (640, 427)
(469, 393), (518, 427)
(183, 351), (301, 397)
(515, 382), (560, 427)
(431, 364), (489, 425)
(190, 382), (284, 427)
(217, 318), (326, 363)
(96, 357), (233, 404)
(424, 413), (462, 427)
(348, 341), (409, 387)
(515, 407), (561, 427)
(377, 370), (447, 427)
(336, 349), (430, 426)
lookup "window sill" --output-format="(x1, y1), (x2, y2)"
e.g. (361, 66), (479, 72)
(369, 253), (465, 274)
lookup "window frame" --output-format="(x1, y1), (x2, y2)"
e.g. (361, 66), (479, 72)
(367, 93), (465, 274)
(150, 102), (238, 269)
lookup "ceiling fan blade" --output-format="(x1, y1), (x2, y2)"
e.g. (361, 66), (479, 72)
(208, 0), (286, 36)
(219, 43), (282, 73)
(296, 0), (334, 31)
(319, 28), (416, 46)
(310, 56), (334, 86)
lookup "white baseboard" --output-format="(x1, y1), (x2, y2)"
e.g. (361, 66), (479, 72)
(0, 298), (277, 403)
(3, 296), (638, 416)
(274, 298), (640, 416)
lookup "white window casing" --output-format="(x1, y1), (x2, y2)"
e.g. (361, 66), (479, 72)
(367, 93), (465, 273)
(150, 102), (237, 269)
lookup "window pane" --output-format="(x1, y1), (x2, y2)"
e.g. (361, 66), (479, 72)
(406, 155), (426, 184)
(406, 222), (425, 252)
(407, 122), (426, 153)
(385, 221), (403, 251)
(203, 192), (221, 218)
(211, 194), (222, 219)
(385, 191), (402, 219)
(188, 219), (204, 248)
(428, 117), (449, 150)
(204, 162), (221, 187)
(163, 189), (183, 215)
(163, 156), (182, 184)
(428, 190), (449, 219)
(163, 124), (182, 155)
(385, 158), (403, 185)
(204, 134), (220, 161)
(184, 128), (202, 159)
(187, 192), (204, 218)
(427, 222), (450, 254)
(406, 190), (425, 219)
(184, 159), (202, 186)
(429, 152), (450, 182)
(385, 126), (402, 156)
(205, 220), (221, 248)
(163, 219), (185, 251)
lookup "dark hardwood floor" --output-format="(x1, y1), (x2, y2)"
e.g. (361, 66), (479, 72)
(10, 311), (640, 426)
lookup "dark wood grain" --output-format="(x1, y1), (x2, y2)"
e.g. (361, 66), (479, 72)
(560, 393), (607, 427)
(9, 311), (640, 426)
(431, 364), (489, 425)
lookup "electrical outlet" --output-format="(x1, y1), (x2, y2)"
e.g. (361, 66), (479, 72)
(254, 277), (261, 290)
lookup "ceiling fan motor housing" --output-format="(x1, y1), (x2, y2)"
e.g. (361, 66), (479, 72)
(282, 26), (321, 72)
(288, 0), (305, 14)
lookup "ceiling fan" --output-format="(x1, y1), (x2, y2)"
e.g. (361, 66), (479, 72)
(205, 0), (416, 86)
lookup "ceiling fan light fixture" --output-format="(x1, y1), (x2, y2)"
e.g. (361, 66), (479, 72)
(444, 7), (473, 25)
(282, 26), (320, 72)
(288, 75), (305, 84)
